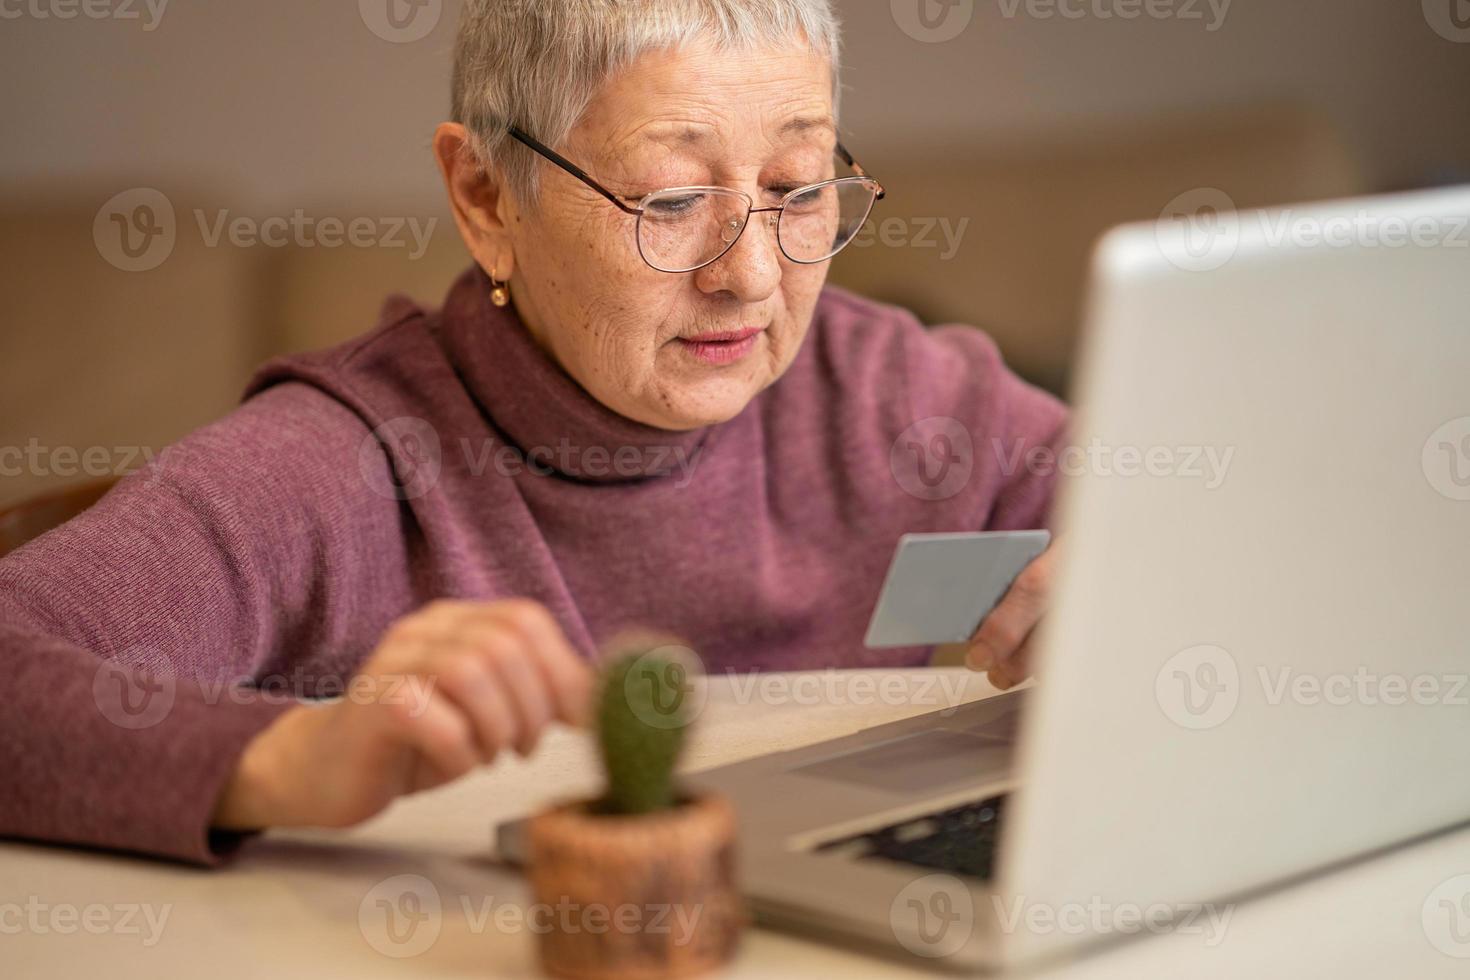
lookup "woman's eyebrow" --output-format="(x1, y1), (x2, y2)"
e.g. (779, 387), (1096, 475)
(632, 114), (836, 149)
(778, 114), (836, 138)
(631, 123), (717, 148)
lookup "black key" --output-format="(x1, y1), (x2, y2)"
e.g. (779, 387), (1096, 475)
(815, 794), (1008, 881)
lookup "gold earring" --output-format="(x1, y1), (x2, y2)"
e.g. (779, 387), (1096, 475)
(489, 266), (511, 307)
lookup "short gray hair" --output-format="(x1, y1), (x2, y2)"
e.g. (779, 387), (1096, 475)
(450, 0), (843, 205)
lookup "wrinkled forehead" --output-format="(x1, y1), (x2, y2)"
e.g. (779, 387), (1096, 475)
(572, 40), (837, 162)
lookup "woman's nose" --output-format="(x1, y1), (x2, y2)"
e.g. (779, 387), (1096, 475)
(694, 211), (782, 302)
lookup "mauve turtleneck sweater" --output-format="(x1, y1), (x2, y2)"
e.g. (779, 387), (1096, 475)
(0, 268), (1066, 863)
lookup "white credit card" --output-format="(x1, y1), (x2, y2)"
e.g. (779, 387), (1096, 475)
(863, 531), (1052, 648)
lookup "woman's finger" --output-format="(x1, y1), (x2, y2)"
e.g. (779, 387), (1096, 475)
(966, 547), (1054, 672)
(488, 599), (593, 726)
(987, 634), (1035, 690)
(380, 682), (482, 787)
(427, 644), (522, 761)
(466, 622), (554, 755)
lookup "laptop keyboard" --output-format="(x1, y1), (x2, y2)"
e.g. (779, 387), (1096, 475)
(814, 793), (1008, 881)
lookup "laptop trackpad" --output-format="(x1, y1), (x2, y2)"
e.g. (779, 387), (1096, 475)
(789, 730), (1012, 794)
(950, 698), (1024, 742)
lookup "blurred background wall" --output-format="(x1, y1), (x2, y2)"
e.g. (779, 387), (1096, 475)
(2, 0), (1469, 509)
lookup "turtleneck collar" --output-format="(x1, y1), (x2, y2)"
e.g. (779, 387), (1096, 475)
(432, 267), (713, 484)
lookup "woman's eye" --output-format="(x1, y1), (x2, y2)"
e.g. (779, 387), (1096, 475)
(768, 185), (803, 197)
(645, 193), (706, 217)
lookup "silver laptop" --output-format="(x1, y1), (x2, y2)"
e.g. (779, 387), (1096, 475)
(503, 184), (1470, 971)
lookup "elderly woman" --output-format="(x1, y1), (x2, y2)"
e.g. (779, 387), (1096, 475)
(0, 0), (1065, 862)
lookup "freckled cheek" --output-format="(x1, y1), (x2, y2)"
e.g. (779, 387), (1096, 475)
(579, 205), (639, 265)
(542, 201), (630, 278)
(544, 202), (684, 382)
(543, 215), (624, 324)
(573, 294), (652, 392)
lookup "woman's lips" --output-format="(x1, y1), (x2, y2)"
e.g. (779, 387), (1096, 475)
(675, 327), (764, 366)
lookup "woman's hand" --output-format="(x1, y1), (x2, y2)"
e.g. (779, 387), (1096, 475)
(213, 599), (592, 831)
(964, 543), (1057, 690)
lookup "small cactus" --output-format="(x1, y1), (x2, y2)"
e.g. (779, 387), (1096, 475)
(596, 646), (693, 815)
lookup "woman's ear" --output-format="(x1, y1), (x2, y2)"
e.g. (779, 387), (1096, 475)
(433, 122), (515, 279)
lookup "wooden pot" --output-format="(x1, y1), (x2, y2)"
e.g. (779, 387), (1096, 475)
(526, 792), (743, 980)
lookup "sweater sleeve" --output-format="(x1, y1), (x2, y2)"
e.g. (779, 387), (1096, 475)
(0, 381), (415, 863)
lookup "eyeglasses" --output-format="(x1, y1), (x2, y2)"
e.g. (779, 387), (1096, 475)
(507, 127), (886, 274)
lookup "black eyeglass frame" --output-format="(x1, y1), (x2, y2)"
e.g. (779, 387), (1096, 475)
(506, 126), (887, 273)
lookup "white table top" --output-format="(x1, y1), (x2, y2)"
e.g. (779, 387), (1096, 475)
(6, 668), (1470, 978)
